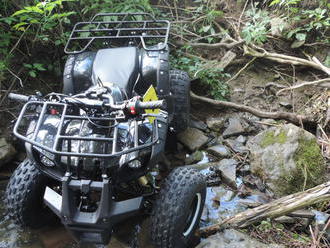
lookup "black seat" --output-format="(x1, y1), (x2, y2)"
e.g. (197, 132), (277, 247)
(92, 47), (139, 97)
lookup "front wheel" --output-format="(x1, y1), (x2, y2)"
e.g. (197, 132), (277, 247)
(151, 167), (206, 248)
(5, 159), (58, 228)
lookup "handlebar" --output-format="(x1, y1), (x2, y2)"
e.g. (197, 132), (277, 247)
(8, 92), (165, 111)
(8, 93), (29, 102)
(135, 100), (165, 110)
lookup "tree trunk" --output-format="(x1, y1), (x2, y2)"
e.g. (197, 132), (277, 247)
(199, 181), (330, 237)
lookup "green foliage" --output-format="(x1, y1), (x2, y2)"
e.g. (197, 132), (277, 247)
(287, 8), (330, 43)
(23, 63), (47, 78)
(0, 0), (154, 85)
(195, 66), (230, 100)
(242, 7), (271, 44)
(80, 0), (153, 16)
(269, 0), (330, 44)
(194, 4), (224, 42)
(10, 0), (76, 45)
(171, 49), (230, 100)
(172, 0), (225, 44)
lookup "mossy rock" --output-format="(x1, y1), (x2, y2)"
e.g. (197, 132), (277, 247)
(247, 124), (325, 197)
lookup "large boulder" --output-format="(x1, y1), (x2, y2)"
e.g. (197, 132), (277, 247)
(248, 124), (325, 196)
(196, 229), (284, 248)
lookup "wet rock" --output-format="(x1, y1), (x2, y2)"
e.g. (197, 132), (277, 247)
(236, 135), (247, 144)
(248, 124), (325, 196)
(177, 127), (209, 151)
(243, 174), (266, 192)
(191, 160), (237, 188)
(0, 138), (16, 167)
(215, 159), (238, 189)
(238, 194), (270, 208)
(275, 216), (311, 230)
(313, 210), (330, 226)
(196, 229), (284, 248)
(225, 139), (249, 154)
(223, 117), (246, 138)
(239, 164), (251, 176)
(190, 119), (208, 131)
(202, 187), (246, 225)
(274, 216), (297, 224)
(185, 151), (204, 165)
(312, 210), (330, 240)
(206, 117), (226, 132)
(207, 145), (231, 158)
(279, 101), (292, 109)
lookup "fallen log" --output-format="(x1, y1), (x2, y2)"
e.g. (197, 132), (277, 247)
(199, 181), (330, 237)
(190, 91), (314, 126)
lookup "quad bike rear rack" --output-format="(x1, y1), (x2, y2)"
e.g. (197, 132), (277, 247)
(13, 101), (163, 159)
(64, 12), (170, 54)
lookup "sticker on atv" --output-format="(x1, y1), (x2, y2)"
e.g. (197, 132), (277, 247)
(143, 85), (160, 123)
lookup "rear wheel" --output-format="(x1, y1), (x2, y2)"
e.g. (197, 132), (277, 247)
(151, 167), (206, 248)
(5, 159), (58, 228)
(169, 70), (191, 133)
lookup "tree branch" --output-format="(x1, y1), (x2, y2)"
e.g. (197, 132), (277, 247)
(277, 78), (330, 95)
(191, 91), (314, 125)
(188, 39), (245, 49)
(244, 46), (330, 76)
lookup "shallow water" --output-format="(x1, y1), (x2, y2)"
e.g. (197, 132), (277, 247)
(0, 179), (127, 248)
(0, 152), (251, 247)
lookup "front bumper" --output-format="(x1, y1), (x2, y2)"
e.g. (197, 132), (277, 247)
(44, 175), (143, 244)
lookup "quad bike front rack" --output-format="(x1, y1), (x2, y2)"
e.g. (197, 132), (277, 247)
(13, 100), (168, 244)
(64, 12), (170, 54)
(14, 100), (162, 159)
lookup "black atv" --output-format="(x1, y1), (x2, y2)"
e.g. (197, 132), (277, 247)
(5, 13), (206, 247)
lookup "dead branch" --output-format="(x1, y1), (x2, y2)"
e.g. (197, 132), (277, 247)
(225, 57), (256, 84)
(276, 78), (330, 95)
(188, 39), (244, 49)
(199, 181), (330, 237)
(191, 91), (314, 125)
(244, 46), (330, 76)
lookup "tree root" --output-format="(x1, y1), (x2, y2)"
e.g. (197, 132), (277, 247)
(277, 78), (330, 95)
(191, 91), (314, 126)
(188, 39), (245, 49)
(199, 181), (330, 237)
(244, 45), (330, 76)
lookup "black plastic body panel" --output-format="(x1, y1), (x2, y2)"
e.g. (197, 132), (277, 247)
(44, 177), (143, 244)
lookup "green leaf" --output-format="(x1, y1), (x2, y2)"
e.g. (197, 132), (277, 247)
(295, 33), (306, 41)
(12, 9), (29, 17)
(269, 0), (281, 7)
(23, 63), (33, 69)
(13, 22), (28, 30)
(33, 63), (46, 71)
(55, 40), (62, 45)
(29, 70), (37, 77)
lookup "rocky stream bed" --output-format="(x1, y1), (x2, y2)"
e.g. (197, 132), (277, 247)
(0, 110), (329, 248)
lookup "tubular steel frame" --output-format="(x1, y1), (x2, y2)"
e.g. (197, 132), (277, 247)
(14, 101), (160, 159)
(64, 13), (170, 54)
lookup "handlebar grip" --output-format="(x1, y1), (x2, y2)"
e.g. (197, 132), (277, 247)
(136, 100), (165, 110)
(8, 93), (29, 102)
